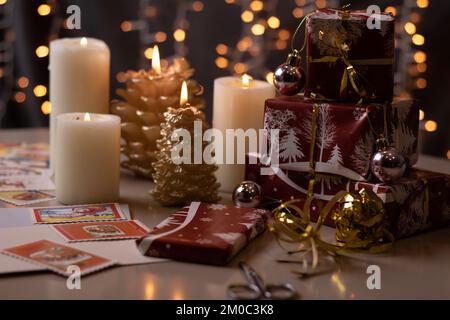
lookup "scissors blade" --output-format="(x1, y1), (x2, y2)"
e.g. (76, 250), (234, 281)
(239, 262), (267, 294)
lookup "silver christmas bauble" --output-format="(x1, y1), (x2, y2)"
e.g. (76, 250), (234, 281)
(232, 181), (263, 208)
(371, 147), (406, 183)
(273, 50), (305, 96)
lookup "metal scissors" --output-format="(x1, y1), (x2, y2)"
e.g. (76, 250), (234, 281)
(227, 262), (298, 300)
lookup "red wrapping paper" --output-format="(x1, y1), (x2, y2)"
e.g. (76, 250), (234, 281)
(246, 158), (450, 239)
(136, 202), (268, 265)
(305, 9), (395, 102)
(264, 95), (419, 181)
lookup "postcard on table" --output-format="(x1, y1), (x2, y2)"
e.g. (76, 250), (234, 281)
(51, 220), (150, 242)
(31, 203), (126, 224)
(1, 239), (116, 276)
(0, 175), (55, 192)
(0, 190), (55, 206)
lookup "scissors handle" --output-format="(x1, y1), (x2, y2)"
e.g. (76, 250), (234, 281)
(227, 284), (262, 300)
(265, 284), (298, 300)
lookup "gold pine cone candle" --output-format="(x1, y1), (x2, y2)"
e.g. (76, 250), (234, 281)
(111, 57), (204, 178)
(152, 106), (221, 206)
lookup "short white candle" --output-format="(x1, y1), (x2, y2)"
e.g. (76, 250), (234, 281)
(50, 37), (110, 169)
(213, 75), (275, 192)
(55, 113), (121, 205)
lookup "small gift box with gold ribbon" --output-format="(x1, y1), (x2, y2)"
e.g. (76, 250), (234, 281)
(305, 9), (395, 102)
(245, 156), (450, 240)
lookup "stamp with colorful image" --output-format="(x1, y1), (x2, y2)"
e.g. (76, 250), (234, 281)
(31, 203), (126, 224)
(1, 239), (115, 276)
(0, 190), (55, 206)
(52, 220), (150, 242)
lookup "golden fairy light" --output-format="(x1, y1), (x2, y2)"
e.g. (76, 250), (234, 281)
(152, 45), (161, 75)
(251, 23), (265, 36)
(404, 22), (416, 35)
(144, 47), (153, 60)
(33, 85), (47, 97)
(216, 44), (228, 55)
(215, 57), (228, 69)
(84, 113), (91, 122)
(41, 101), (51, 115)
(412, 34), (425, 46)
(419, 110), (425, 121)
(121, 21), (132, 32)
(234, 63), (247, 74)
(265, 72), (274, 84)
(14, 92), (26, 103)
(241, 10), (254, 23)
(173, 29), (186, 42)
(154, 32), (167, 43)
(250, 1), (263, 12)
(292, 8), (304, 18)
(267, 16), (280, 29)
(385, 6), (397, 16)
(17, 77), (29, 89)
(35, 45), (49, 58)
(192, 1), (204, 12)
(37, 4), (51, 16)
(414, 51), (427, 63)
(417, 0), (429, 9)
(424, 120), (437, 132)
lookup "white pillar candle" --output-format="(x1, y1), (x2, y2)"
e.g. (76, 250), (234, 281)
(213, 76), (275, 192)
(55, 113), (120, 205)
(50, 37), (110, 169)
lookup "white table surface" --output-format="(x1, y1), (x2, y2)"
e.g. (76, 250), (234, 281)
(0, 128), (449, 300)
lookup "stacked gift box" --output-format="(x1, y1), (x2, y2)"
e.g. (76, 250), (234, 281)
(245, 9), (450, 239)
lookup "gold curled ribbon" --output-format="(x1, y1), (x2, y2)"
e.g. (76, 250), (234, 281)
(269, 188), (394, 260)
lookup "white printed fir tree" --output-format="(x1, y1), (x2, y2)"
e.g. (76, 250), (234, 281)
(327, 144), (343, 165)
(152, 106), (220, 206)
(280, 129), (304, 162)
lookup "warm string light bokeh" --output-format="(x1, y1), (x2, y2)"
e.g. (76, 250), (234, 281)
(0, 0), (444, 158)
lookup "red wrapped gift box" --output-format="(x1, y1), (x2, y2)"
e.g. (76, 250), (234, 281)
(137, 202), (268, 265)
(246, 157), (450, 239)
(305, 9), (395, 102)
(264, 95), (419, 181)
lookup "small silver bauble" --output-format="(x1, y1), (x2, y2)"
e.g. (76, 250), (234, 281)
(371, 147), (406, 183)
(232, 181), (263, 208)
(273, 50), (305, 96)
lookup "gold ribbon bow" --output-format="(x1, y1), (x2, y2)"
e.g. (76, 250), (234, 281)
(269, 188), (394, 265)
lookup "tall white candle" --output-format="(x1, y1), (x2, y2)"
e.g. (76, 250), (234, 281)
(50, 37), (110, 169)
(55, 113), (120, 205)
(213, 76), (275, 192)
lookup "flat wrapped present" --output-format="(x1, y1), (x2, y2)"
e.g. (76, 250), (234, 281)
(264, 95), (419, 181)
(245, 158), (450, 239)
(136, 202), (268, 265)
(305, 9), (395, 102)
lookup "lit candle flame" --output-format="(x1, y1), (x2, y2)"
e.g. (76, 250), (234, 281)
(80, 37), (88, 48)
(180, 81), (188, 106)
(152, 45), (161, 75)
(84, 113), (91, 122)
(242, 74), (251, 89)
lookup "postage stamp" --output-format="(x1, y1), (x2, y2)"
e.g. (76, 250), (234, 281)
(31, 203), (126, 224)
(1, 239), (115, 276)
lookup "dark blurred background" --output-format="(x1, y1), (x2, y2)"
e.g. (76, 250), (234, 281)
(0, 0), (448, 159)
